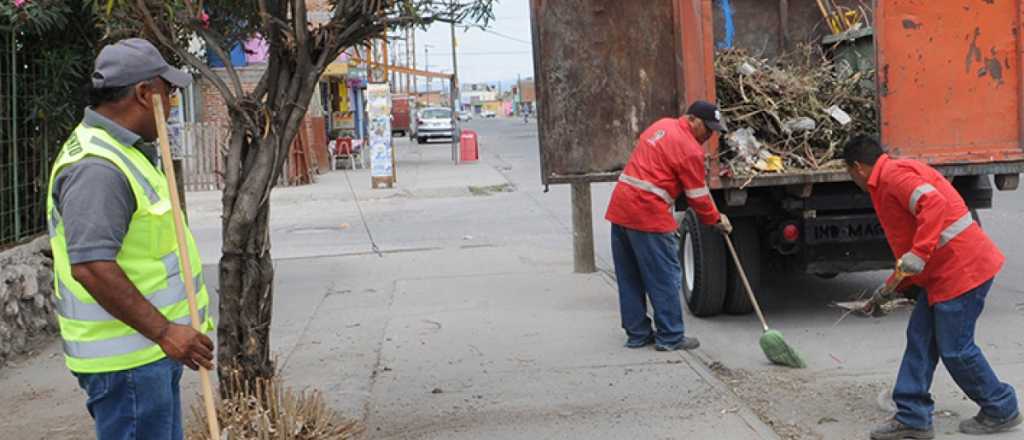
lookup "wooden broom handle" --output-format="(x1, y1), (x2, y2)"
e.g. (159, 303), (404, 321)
(723, 234), (770, 332)
(152, 94), (221, 440)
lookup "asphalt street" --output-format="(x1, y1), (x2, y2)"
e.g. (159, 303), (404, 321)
(476, 117), (1024, 440)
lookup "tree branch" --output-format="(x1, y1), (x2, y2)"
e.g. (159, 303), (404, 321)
(134, 0), (236, 106)
(196, 28), (245, 98)
(293, 0), (312, 68)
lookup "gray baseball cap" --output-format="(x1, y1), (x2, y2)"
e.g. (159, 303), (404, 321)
(91, 38), (192, 89)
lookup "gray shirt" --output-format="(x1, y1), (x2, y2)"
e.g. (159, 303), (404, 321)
(53, 108), (160, 264)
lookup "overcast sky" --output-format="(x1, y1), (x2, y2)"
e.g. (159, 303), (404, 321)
(395, 1), (534, 90)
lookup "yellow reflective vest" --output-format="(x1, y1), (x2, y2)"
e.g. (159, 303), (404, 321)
(47, 124), (213, 374)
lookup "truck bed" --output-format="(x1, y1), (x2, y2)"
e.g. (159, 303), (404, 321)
(715, 161), (1024, 190)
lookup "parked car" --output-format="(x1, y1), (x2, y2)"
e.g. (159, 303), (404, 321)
(415, 107), (454, 144)
(480, 110), (497, 118)
(457, 111), (473, 121)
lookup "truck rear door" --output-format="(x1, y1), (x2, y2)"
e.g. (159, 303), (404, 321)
(876, 1), (1024, 164)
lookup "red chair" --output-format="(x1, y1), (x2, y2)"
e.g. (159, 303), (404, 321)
(332, 137), (362, 169)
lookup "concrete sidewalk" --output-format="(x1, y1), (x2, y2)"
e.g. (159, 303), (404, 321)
(0, 134), (780, 439)
(186, 140), (512, 262)
(271, 245), (778, 439)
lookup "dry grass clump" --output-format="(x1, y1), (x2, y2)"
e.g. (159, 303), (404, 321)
(186, 371), (363, 440)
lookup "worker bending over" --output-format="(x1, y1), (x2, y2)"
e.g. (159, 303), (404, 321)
(843, 135), (1020, 439)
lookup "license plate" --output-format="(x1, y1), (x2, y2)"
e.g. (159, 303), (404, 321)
(805, 214), (887, 244)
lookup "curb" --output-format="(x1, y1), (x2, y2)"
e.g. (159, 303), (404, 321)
(677, 350), (783, 440)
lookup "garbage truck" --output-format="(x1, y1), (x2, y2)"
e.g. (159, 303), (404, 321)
(530, 0), (1024, 316)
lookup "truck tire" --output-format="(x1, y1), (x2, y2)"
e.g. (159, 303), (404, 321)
(417, 137), (426, 144)
(679, 209), (727, 317)
(723, 220), (761, 315)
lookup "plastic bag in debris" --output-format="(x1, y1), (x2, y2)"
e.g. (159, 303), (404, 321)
(826, 105), (852, 126)
(724, 128), (763, 164)
(737, 62), (757, 76)
(783, 117), (817, 134)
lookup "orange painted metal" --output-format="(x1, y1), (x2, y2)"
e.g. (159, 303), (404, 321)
(673, 0), (722, 184)
(875, 1), (1024, 164)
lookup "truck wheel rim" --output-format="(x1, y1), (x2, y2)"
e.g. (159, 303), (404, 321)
(683, 230), (695, 292)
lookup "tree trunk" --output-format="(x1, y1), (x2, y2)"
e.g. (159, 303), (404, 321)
(216, 129), (280, 397)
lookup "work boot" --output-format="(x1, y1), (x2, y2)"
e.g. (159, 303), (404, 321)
(869, 418), (934, 440)
(625, 334), (655, 349)
(655, 336), (700, 351)
(959, 410), (1023, 435)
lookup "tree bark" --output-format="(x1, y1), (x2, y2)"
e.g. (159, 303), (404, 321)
(214, 63), (320, 396)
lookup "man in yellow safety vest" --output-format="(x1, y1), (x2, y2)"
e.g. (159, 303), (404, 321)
(47, 38), (214, 440)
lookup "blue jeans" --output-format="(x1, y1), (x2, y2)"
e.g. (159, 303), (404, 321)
(894, 279), (1019, 429)
(610, 224), (685, 346)
(74, 357), (184, 440)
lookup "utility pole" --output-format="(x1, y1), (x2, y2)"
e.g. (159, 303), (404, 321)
(450, 15), (461, 164)
(424, 44), (432, 96)
(405, 28), (412, 94)
(412, 30), (418, 96)
(382, 31), (389, 85)
(517, 74), (522, 114)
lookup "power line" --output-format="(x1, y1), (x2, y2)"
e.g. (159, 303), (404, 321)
(456, 25), (532, 45)
(432, 51), (531, 56)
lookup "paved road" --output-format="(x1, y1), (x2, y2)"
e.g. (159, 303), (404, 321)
(471, 117), (1024, 439)
(1, 117), (1018, 440)
(0, 117), (778, 440)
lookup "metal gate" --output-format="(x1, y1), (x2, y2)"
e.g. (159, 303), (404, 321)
(0, 27), (53, 246)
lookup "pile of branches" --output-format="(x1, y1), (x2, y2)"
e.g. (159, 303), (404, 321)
(186, 371), (363, 439)
(715, 46), (878, 176)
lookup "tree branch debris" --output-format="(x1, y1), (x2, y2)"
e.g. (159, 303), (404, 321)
(715, 47), (878, 177)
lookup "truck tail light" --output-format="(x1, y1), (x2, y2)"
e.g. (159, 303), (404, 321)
(782, 224), (800, 242)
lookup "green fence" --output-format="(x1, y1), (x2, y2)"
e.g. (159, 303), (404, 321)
(1, 27), (57, 247)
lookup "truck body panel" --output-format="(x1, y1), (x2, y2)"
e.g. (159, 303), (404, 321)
(530, 0), (680, 184)
(876, 1), (1024, 165)
(531, 0), (1024, 187)
(391, 94), (412, 137)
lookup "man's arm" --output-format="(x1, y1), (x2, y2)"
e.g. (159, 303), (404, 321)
(71, 262), (213, 370)
(893, 174), (947, 271)
(678, 153), (721, 225)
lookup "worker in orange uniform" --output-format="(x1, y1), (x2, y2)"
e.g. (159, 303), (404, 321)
(843, 136), (1021, 439)
(605, 101), (731, 351)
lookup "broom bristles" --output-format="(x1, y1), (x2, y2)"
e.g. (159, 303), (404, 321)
(760, 329), (807, 369)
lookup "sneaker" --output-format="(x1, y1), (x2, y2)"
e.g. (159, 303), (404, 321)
(959, 410), (1023, 435)
(624, 334), (655, 349)
(869, 418), (934, 440)
(654, 336), (700, 351)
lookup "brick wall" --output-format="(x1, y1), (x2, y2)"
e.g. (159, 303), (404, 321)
(197, 66), (266, 126)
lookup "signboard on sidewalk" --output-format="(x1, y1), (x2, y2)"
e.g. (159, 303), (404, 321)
(366, 82), (395, 187)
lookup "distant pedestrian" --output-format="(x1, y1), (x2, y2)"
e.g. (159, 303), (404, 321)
(605, 101), (731, 351)
(843, 135), (1021, 439)
(47, 38), (215, 440)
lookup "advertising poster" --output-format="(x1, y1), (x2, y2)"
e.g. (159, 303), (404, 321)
(366, 83), (393, 179)
(168, 91), (185, 160)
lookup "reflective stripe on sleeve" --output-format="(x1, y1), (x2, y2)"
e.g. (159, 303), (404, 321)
(618, 174), (675, 205)
(908, 184), (936, 213)
(684, 186), (710, 199)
